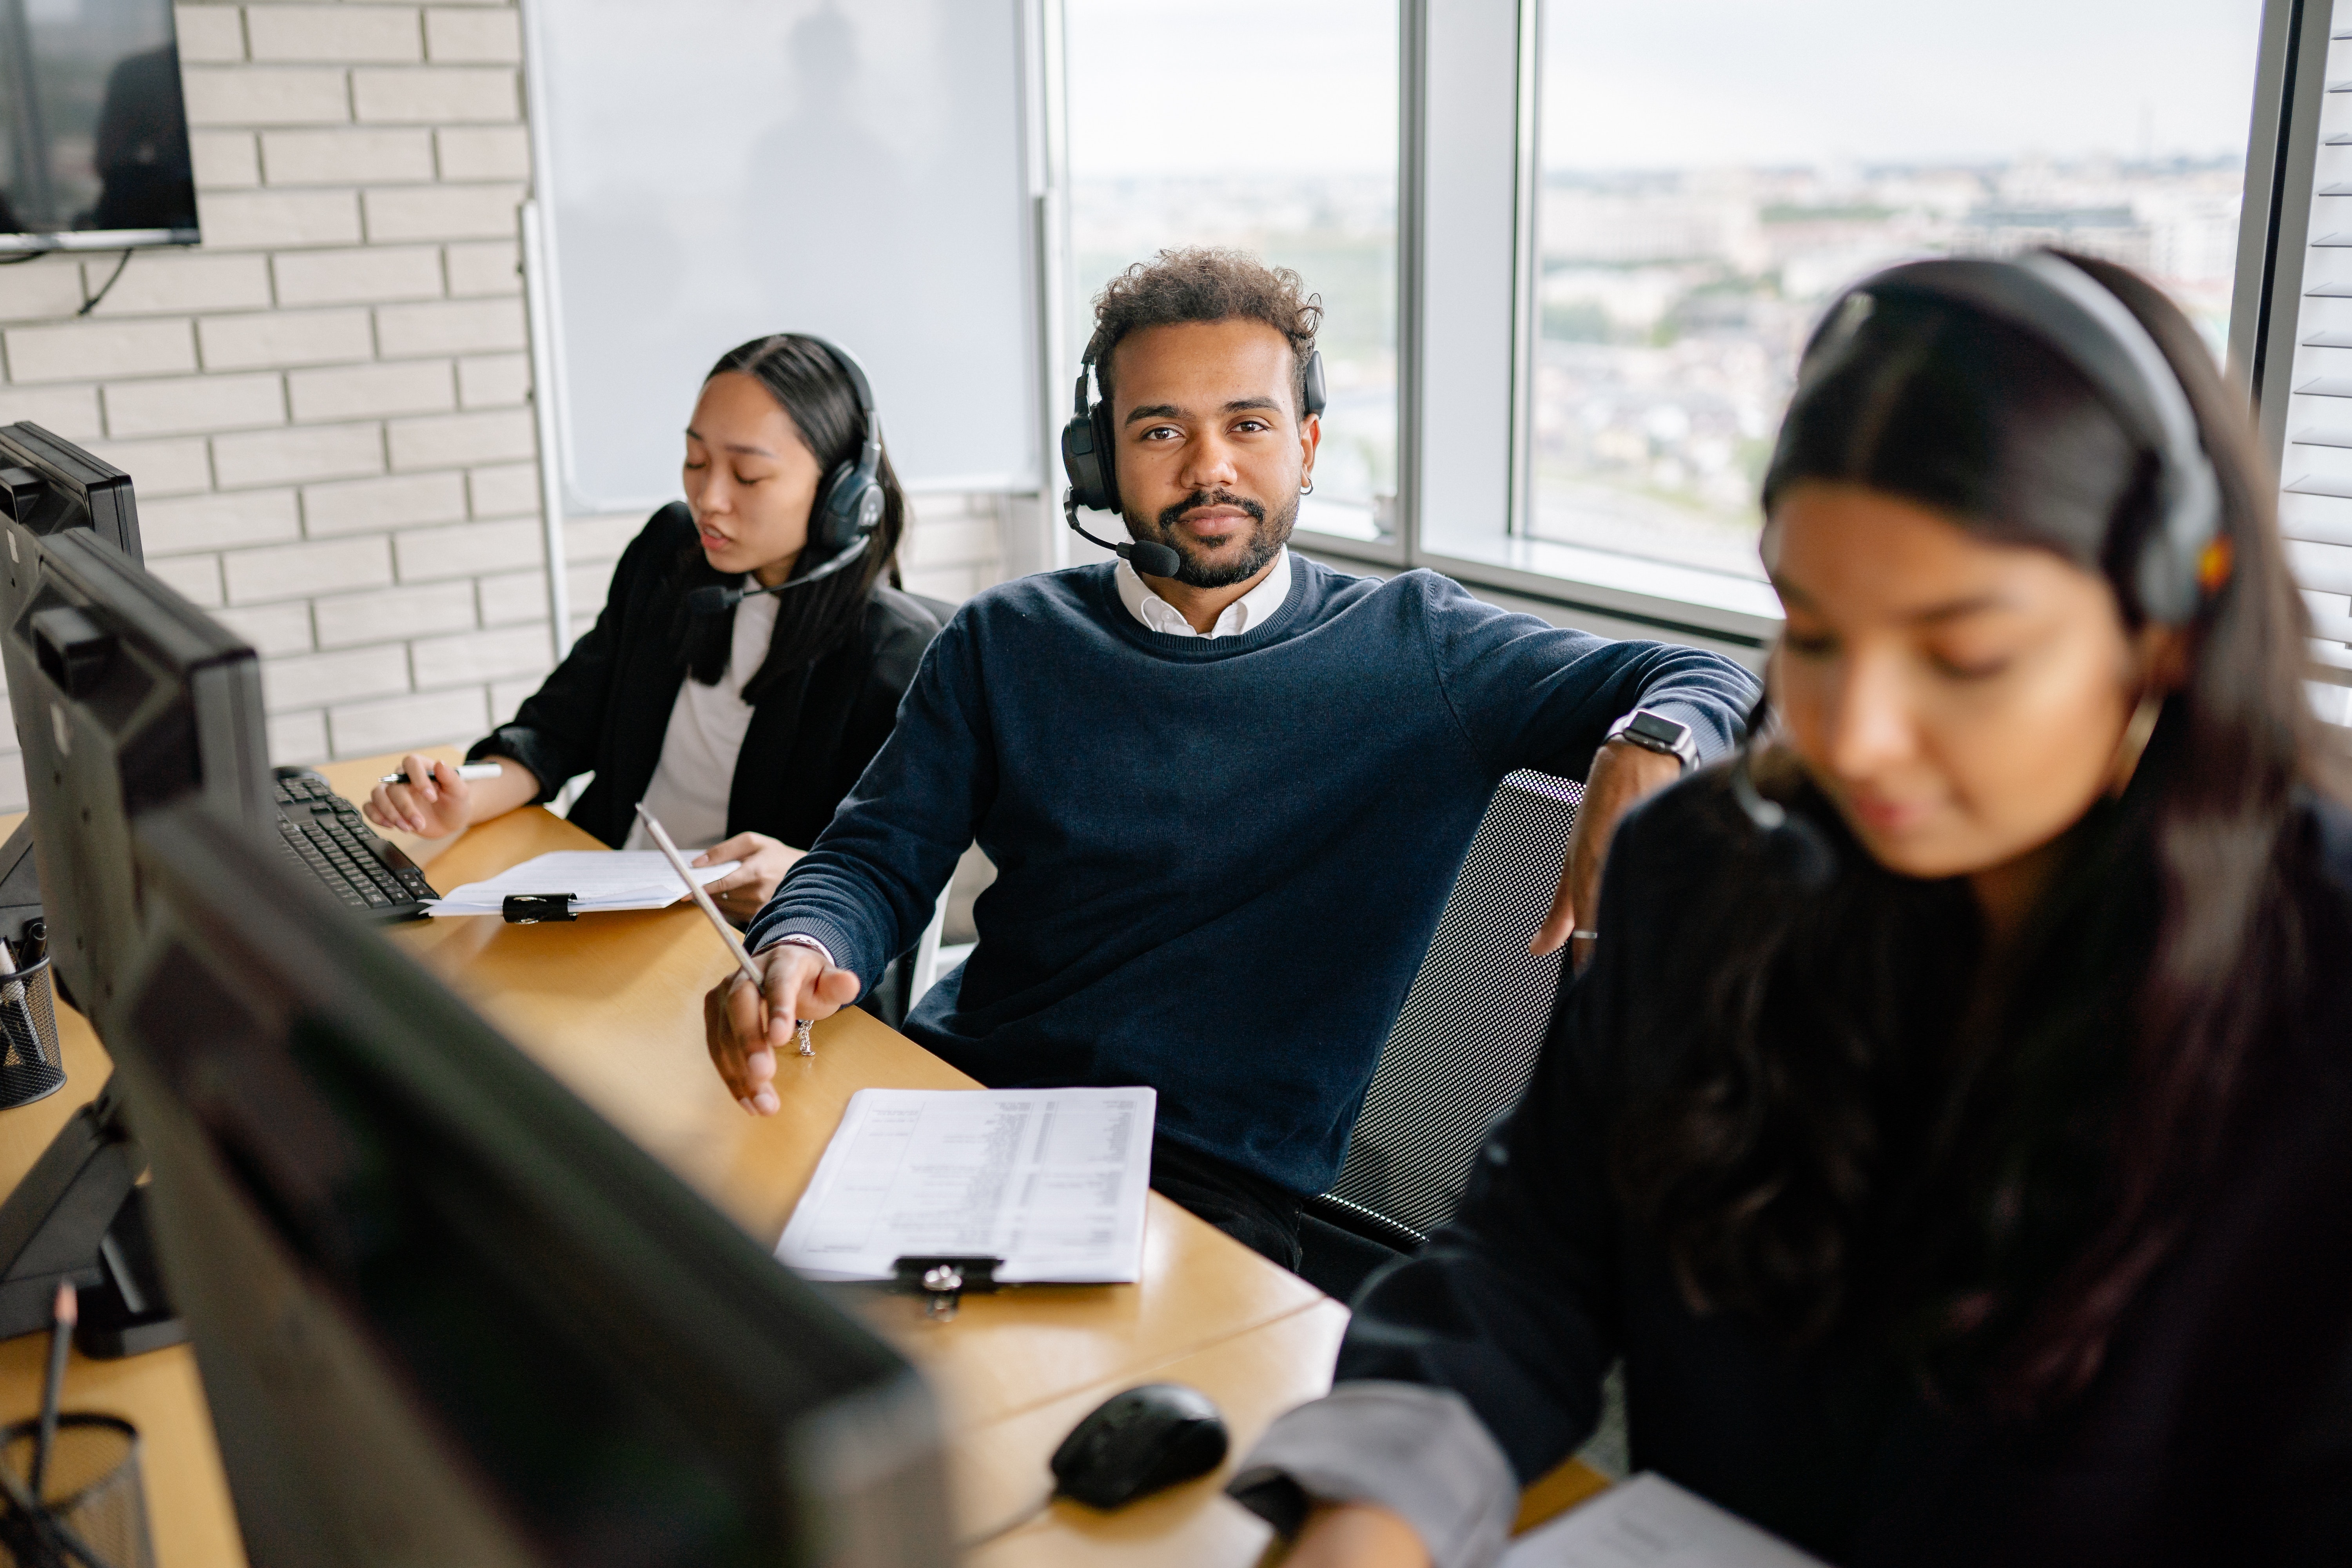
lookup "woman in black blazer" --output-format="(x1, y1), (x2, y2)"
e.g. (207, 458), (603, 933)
(364, 334), (942, 922)
(1236, 255), (2352, 1566)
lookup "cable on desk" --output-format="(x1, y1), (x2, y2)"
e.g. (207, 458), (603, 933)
(956, 1487), (1055, 1552)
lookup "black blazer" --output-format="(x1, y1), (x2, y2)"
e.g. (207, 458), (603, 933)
(469, 504), (944, 850)
(1331, 778), (2352, 1565)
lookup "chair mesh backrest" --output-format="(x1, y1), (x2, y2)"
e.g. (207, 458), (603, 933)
(1328, 770), (1582, 1235)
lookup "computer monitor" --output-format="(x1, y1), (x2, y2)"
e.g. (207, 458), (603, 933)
(0, 422), (145, 946)
(0, 422), (142, 564)
(112, 800), (951, 1566)
(0, 527), (267, 1018)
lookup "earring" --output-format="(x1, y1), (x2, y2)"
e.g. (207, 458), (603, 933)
(1300, 477), (1314, 495)
(2107, 691), (2163, 799)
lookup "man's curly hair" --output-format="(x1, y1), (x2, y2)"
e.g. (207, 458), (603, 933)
(1085, 248), (1323, 416)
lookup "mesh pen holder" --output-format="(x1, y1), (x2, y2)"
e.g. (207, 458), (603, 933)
(0, 1414), (155, 1568)
(0, 958), (62, 1112)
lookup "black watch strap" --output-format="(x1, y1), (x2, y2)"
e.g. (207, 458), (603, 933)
(1605, 708), (1700, 772)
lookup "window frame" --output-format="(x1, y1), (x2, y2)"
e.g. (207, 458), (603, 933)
(1042, 0), (2290, 665)
(1305, 0), (1784, 652)
(2236, 0), (2352, 708)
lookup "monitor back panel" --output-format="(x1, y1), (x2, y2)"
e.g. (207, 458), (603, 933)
(0, 423), (142, 563)
(1, 530), (265, 1020)
(113, 803), (952, 1568)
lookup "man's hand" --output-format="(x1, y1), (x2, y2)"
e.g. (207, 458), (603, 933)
(703, 941), (860, 1114)
(1532, 739), (1687, 965)
(693, 832), (804, 924)
(1281, 1502), (1431, 1568)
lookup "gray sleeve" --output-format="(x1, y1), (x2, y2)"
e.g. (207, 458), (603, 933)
(1226, 1381), (1518, 1568)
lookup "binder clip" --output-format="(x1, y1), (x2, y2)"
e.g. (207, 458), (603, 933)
(892, 1255), (1002, 1323)
(502, 893), (576, 924)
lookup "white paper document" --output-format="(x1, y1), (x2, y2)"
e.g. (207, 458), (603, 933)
(423, 851), (738, 916)
(1504, 1475), (1827, 1568)
(775, 1087), (1157, 1284)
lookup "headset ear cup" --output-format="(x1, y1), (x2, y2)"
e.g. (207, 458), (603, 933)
(1060, 414), (1107, 512)
(812, 460), (858, 551)
(1055, 364), (1121, 514)
(1088, 400), (1118, 514)
(1301, 350), (1327, 419)
(2136, 536), (2185, 626)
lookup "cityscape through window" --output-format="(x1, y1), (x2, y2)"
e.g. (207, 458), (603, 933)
(1531, 0), (2265, 583)
(1063, 0), (1399, 542)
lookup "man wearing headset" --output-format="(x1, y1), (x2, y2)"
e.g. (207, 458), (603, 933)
(704, 249), (1759, 1270)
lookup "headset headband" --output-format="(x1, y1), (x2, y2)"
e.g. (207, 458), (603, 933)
(803, 335), (880, 467)
(1804, 252), (2225, 624)
(1074, 340), (1328, 421)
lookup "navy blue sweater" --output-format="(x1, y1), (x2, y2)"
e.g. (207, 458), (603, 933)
(746, 558), (1758, 1192)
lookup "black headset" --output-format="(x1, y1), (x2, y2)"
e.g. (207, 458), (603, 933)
(1060, 343), (1329, 577)
(689, 334), (887, 616)
(1800, 252), (2223, 626)
(1740, 252), (2229, 889)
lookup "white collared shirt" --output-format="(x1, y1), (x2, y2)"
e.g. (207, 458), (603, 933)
(1113, 546), (1292, 639)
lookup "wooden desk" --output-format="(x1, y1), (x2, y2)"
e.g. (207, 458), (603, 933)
(0, 752), (1606, 1563)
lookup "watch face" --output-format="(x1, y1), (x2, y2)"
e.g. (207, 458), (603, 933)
(1628, 712), (1684, 744)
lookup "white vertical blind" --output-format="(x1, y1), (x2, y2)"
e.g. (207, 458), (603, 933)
(521, 0), (1040, 512)
(2272, 7), (2352, 710)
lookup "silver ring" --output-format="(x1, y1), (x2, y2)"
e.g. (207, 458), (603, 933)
(1570, 929), (1600, 941)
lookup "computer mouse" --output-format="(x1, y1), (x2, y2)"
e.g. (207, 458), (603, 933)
(1049, 1382), (1230, 1510)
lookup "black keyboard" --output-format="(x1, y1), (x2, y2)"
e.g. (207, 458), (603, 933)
(271, 766), (438, 919)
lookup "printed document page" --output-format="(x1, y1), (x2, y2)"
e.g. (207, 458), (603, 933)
(425, 851), (737, 916)
(775, 1087), (1156, 1284)
(1503, 1474), (1827, 1568)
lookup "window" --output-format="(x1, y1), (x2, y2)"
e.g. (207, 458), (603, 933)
(1061, 0), (1400, 543)
(1524, 0), (2265, 588)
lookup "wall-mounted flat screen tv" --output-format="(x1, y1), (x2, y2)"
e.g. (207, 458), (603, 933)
(0, 0), (197, 252)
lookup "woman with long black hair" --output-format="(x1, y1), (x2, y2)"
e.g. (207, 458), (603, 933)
(364, 334), (942, 922)
(1232, 253), (2352, 1566)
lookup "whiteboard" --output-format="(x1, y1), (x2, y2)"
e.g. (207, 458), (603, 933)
(523, 0), (1040, 510)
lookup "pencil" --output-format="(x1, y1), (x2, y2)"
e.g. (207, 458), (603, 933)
(630, 804), (764, 992)
(31, 1281), (73, 1498)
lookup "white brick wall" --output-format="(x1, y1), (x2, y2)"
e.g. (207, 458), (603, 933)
(0, 1), (542, 806)
(0, 0), (1010, 813)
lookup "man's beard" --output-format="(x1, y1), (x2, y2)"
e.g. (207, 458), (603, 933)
(1125, 487), (1299, 588)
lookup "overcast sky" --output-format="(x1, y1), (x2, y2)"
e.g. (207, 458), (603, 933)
(1065, 0), (2264, 177)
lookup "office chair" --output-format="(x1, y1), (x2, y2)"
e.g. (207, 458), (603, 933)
(1300, 770), (1583, 1300)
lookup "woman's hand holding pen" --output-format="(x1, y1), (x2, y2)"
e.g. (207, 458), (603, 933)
(364, 753), (537, 839)
(705, 942), (859, 1115)
(364, 753), (472, 837)
(694, 833), (804, 922)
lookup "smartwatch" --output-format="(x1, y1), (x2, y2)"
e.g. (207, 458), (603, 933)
(1605, 708), (1700, 773)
